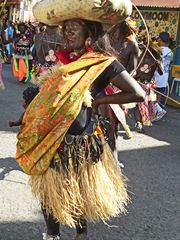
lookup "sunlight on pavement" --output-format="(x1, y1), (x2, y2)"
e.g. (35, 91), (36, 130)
(0, 170), (42, 222)
(118, 131), (171, 151)
(0, 132), (42, 222)
(0, 132), (17, 158)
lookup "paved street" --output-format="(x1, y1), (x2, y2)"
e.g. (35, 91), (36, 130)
(0, 64), (180, 240)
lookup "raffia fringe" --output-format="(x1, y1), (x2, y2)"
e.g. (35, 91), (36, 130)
(30, 139), (129, 228)
(30, 62), (63, 87)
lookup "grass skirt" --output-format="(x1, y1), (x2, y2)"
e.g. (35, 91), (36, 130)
(30, 136), (129, 228)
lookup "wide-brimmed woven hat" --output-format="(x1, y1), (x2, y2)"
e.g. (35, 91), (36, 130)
(33, 0), (132, 25)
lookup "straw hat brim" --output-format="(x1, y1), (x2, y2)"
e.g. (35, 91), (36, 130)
(33, 0), (132, 26)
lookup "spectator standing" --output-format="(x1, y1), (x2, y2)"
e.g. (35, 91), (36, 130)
(153, 32), (173, 121)
(5, 20), (14, 63)
(0, 12), (12, 90)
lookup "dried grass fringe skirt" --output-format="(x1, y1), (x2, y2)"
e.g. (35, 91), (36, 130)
(30, 136), (129, 228)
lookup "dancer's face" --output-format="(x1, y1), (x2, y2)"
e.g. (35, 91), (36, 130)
(64, 20), (86, 51)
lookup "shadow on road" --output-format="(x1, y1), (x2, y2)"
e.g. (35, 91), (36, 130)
(117, 143), (180, 240)
(0, 220), (45, 240)
(0, 218), (134, 240)
(125, 106), (180, 147)
(0, 157), (22, 180)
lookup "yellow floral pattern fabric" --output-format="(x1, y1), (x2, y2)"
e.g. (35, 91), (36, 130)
(16, 52), (115, 175)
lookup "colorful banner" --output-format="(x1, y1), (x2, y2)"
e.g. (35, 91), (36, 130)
(132, 10), (179, 39)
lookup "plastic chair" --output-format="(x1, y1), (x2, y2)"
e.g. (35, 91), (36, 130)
(170, 78), (180, 96)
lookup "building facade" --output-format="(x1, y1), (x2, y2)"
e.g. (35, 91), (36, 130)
(133, 0), (180, 65)
(0, 0), (20, 21)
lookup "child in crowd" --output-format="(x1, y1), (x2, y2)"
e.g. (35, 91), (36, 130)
(9, 87), (39, 127)
(153, 32), (173, 121)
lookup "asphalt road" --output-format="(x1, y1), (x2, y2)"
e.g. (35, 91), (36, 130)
(0, 64), (180, 240)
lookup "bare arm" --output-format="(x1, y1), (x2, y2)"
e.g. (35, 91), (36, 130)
(127, 42), (139, 76)
(9, 112), (25, 127)
(92, 70), (145, 112)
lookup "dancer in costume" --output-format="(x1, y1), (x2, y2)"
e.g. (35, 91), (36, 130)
(110, 18), (139, 74)
(34, 25), (64, 65)
(13, 23), (33, 82)
(16, 1), (145, 240)
(31, 25), (64, 80)
(134, 39), (163, 132)
(125, 24), (165, 132)
(100, 18), (139, 150)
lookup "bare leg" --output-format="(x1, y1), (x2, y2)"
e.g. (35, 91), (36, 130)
(75, 218), (88, 240)
(42, 207), (60, 237)
(134, 106), (145, 133)
(107, 105), (118, 151)
(42, 207), (88, 240)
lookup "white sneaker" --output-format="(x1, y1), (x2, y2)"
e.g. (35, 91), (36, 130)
(119, 162), (124, 168)
(42, 233), (61, 240)
(152, 109), (167, 122)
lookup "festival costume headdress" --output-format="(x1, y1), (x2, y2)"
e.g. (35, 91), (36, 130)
(33, 0), (132, 25)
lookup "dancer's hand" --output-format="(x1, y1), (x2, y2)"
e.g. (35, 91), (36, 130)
(9, 121), (14, 127)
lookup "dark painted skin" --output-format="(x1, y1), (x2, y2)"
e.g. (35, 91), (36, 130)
(100, 22), (140, 147)
(110, 22), (139, 75)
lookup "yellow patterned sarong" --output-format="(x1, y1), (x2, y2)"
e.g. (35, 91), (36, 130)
(16, 52), (115, 175)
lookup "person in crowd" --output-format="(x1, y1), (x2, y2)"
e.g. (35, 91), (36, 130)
(13, 22), (34, 82)
(133, 40), (163, 132)
(16, 1), (145, 239)
(9, 86), (39, 127)
(33, 24), (64, 66)
(0, 11), (12, 90)
(31, 24), (64, 83)
(138, 24), (150, 45)
(5, 20), (14, 63)
(34, 22), (46, 35)
(153, 32), (173, 121)
(99, 17), (139, 148)
(110, 18), (139, 75)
